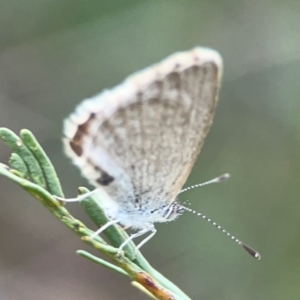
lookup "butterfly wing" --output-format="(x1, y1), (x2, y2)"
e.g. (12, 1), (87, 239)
(64, 47), (222, 212)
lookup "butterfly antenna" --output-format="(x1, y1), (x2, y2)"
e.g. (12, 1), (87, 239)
(179, 173), (230, 194)
(180, 205), (261, 260)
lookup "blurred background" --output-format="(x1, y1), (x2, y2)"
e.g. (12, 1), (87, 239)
(1, 1), (300, 299)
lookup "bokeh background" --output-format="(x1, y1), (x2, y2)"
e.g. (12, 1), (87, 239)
(1, 1), (300, 299)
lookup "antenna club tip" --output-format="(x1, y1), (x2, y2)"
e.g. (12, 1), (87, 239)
(218, 173), (230, 182)
(240, 243), (261, 260)
(255, 253), (261, 260)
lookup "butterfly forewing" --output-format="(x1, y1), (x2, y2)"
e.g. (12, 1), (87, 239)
(64, 47), (222, 213)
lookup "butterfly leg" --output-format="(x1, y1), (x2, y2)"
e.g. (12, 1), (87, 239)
(54, 189), (99, 202)
(135, 227), (157, 251)
(90, 219), (120, 239)
(117, 225), (156, 255)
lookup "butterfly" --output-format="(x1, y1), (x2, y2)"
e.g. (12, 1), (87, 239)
(63, 47), (253, 256)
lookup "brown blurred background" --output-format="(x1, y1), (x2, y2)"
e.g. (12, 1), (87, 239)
(1, 1), (300, 299)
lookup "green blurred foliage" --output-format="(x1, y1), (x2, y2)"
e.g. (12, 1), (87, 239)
(1, 1), (300, 299)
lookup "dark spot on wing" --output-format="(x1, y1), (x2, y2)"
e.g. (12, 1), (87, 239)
(69, 113), (96, 157)
(69, 142), (83, 156)
(73, 113), (96, 142)
(96, 170), (114, 186)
